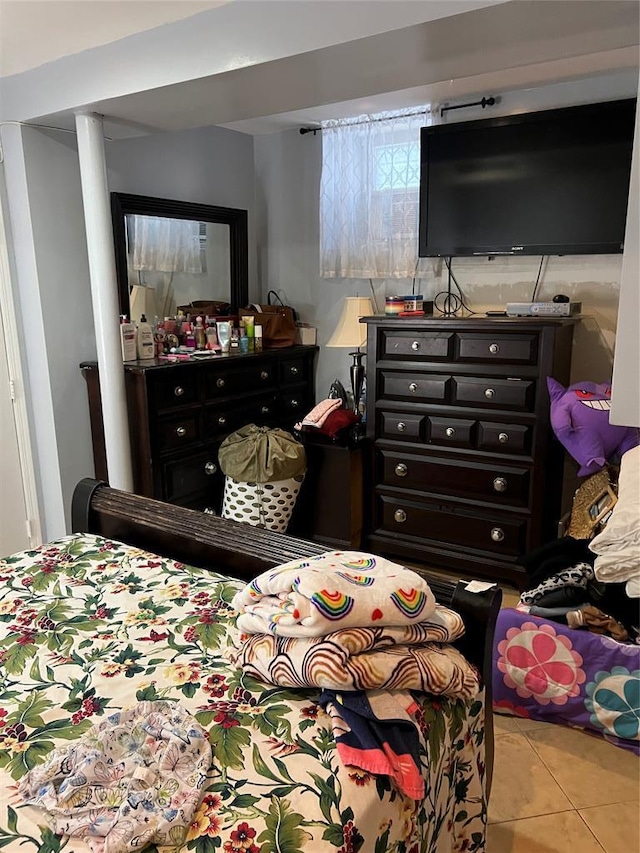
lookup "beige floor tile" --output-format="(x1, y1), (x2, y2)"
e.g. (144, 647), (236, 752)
(525, 725), (640, 809)
(579, 801), (640, 853)
(494, 712), (522, 734)
(514, 717), (555, 734)
(500, 587), (521, 608)
(488, 733), (573, 824)
(487, 811), (606, 853)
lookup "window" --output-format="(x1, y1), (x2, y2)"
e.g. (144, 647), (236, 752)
(319, 108), (431, 279)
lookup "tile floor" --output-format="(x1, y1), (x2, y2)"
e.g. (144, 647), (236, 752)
(487, 585), (640, 852)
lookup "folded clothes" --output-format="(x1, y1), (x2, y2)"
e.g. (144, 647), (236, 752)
(230, 608), (480, 696)
(520, 562), (595, 606)
(294, 397), (342, 431)
(519, 536), (595, 587)
(319, 689), (425, 800)
(232, 551), (436, 637)
(529, 587), (592, 609)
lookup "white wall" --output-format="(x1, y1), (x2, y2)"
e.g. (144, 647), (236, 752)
(106, 124), (259, 301)
(1, 124), (96, 538)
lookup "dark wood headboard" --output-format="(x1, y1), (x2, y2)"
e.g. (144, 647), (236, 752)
(71, 478), (501, 792)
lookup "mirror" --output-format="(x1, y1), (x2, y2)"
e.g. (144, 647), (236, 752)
(111, 193), (248, 322)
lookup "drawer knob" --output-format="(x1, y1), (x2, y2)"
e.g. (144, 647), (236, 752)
(174, 385), (185, 397)
(290, 399), (299, 409)
(204, 461), (217, 475)
(203, 507), (216, 515)
(260, 370), (269, 380)
(261, 406), (270, 415)
(216, 377), (226, 388)
(397, 421), (407, 432)
(445, 427), (456, 438)
(485, 388), (495, 399)
(498, 432), (509, 444)
(290, 366), (299, 376)
(176, 426), (187, 437)
(491, 527), (505, 542)
(489, 343), (500, 354)
(394, 509), (407, 523)
(218, 416), (227, 427)
(408, 382), (418, 393)
(493, 477), (508, 493)
(395, 463), (408, 477)
(411, 340), (420, 351)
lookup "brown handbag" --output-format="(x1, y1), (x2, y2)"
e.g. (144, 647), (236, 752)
(239, 292), (297, 348)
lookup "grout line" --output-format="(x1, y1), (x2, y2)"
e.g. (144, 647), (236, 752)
(575, 811), (609, 853)
(519, 729), (583, 810)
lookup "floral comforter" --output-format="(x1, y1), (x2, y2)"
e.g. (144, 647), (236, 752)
(0, 534), (486, 853)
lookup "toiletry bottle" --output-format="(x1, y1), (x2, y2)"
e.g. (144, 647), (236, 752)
(154, 319), (166, 356)
(183, 322), (196, 351)
(216, 320), (231, 353)
(206, 322), (220, 351)
(136, 314), (155, 360)
(254, 324), (263, 352)
(230, 326), (240, 350)
(194, 316), (206, 350)
(120, 315), (137, 362)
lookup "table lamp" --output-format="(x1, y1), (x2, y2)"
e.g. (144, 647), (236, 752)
(326, 296), (375, 412)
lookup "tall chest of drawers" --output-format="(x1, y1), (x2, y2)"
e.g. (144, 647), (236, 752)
(363, 317), (577, 585)
(82, 346), (317, 513)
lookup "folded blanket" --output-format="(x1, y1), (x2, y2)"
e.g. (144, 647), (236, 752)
(319, 689), (425, 800)
(232, 551), (436, 637)
(230, 608), (480, 697)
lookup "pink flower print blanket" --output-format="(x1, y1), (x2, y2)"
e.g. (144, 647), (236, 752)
(232, 551), (437, 637)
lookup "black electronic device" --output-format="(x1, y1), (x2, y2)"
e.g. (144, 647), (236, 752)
(419, 98), (636, 258)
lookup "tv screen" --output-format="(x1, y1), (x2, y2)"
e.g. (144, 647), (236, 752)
(419, 98), (637, 257)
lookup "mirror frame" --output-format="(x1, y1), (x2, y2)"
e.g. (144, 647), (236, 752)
(111, 192), (249, 319)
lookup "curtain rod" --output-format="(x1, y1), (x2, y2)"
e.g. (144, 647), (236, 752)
(299, 106), (433, 135)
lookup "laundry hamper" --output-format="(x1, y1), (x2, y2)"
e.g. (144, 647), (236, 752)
(218, 425), (306, 532)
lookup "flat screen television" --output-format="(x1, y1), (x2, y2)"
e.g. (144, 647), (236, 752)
(418, 98), (637, 257)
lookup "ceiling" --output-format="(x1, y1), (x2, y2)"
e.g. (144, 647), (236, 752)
(2, 0), (638, 139)
(0, 0), (226, 77)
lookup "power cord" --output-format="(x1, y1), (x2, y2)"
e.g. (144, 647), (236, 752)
(530, 256), (546, 302)
(434, 257), (477, 316)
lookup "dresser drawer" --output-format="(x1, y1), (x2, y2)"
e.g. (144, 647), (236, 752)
(377, 495), (528, 556)
(380, 412), (426, 441)
(382, 330), (453, 360)
(204, 394), (278, 436)
(477, 421), (532, 454)
(204, 365), (276, 399)
(379, 371), (449, 403)
(163, 450), (221, 502)
(428, 416), (475, 448)
(157, 413), (200, 452)
(452, 376), (535, 411)
(380, 451), (531, 507)
(151, 371), (198, 410)
(455, 333), (538, 365)
(280, 389), (309, 419)
(280, 357), (306, 385)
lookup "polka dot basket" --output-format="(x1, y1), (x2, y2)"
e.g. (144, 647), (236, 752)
(221, 474), (305, 532)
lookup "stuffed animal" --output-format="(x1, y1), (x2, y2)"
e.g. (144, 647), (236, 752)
(547, 378), (639, 477)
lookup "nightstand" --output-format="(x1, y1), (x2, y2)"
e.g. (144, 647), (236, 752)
(289, 435), (368, 549)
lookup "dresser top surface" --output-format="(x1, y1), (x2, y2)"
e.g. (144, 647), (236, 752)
(80, 345), (318, 373)
(361, 315), (582, 329)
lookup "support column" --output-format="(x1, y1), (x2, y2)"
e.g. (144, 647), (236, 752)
(75, 112), (133, 491)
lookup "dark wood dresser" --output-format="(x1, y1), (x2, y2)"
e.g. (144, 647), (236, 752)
(82, 346), (318, 514)
(363, 316), (577, 585)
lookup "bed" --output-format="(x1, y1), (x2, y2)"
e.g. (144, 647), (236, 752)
(0, 479), (501, 853)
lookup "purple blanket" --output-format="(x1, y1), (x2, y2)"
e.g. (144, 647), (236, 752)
(492, 608), (640, 754)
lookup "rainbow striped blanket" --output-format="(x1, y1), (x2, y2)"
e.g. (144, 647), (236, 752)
(232, 551), (436, 637)
(229, 607), (480, 696)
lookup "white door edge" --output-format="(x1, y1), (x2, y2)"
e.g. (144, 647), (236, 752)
(0, 182), (42, 548)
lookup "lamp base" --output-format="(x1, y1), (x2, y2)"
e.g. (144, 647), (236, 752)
(349, 350), (365, 415)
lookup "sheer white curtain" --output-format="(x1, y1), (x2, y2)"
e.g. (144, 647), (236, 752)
(127, 215), (204, 274)
(320, 107), (433, 279)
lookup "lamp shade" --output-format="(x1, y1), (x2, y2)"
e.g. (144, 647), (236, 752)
(326, 297), (375, 348)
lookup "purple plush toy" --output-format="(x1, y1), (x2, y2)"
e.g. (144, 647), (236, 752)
(547, 378), (639, 476)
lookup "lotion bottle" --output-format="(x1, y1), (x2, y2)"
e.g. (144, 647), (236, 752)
(136, 314), (155, 360)
(120, 315), (137, 362)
